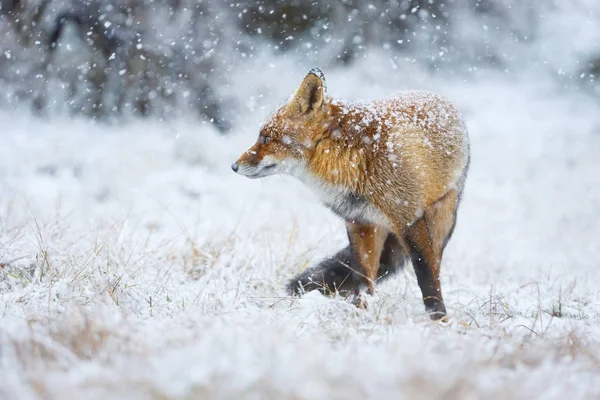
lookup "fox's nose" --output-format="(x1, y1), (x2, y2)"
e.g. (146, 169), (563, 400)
(231, 162), (239, 172)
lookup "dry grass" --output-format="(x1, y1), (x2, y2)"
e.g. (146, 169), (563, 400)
(1, 214), (599, 399)
(2, 59), (600, 398)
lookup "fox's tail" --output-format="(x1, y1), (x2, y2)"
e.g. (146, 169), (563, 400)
(288, 234), (408, 296)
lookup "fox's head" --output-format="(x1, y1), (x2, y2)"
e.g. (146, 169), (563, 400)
(232, 68), (333, 179)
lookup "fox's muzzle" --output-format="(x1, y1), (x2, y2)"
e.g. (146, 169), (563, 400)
(231, 155), (278, 179)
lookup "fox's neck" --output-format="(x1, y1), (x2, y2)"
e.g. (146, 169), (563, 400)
(302, 101), (377, 194)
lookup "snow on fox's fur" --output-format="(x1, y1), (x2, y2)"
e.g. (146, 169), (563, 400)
(233, 68), (470, 319)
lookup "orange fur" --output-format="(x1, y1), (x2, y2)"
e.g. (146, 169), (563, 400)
(233, 68), (469, 319)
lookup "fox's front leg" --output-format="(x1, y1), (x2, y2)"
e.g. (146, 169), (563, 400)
(346, 222), (388, 308)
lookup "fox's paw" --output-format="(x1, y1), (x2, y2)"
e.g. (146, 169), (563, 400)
(352, 290), (371, 310)
(355, 296), (368, 310)
(425, 300), (447, 321)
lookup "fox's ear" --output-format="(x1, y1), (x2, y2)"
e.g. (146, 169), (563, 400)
(288, 67), (326, 117)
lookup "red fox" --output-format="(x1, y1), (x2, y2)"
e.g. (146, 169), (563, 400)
(232, 68), (470, 319)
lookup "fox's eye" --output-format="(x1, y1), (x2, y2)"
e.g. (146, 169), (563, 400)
(262, 136), (271, 144)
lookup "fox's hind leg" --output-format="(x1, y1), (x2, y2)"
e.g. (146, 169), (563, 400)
(346, 222), (388, 308)
(404, 189), (459, 320)
(425, 189), (459, 257)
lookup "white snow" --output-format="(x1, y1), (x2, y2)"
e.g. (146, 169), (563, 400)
(1, 54), (600, 399)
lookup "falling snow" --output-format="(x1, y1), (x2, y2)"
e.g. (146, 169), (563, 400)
(1, 1), (600, 399)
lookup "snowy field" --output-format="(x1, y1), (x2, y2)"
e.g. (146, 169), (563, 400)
(1, 55), (600, 399)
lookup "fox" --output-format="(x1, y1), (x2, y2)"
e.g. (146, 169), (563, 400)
(232, 68), (470, 320)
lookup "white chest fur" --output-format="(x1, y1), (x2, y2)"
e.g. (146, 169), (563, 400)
(294, 169), (391, 228)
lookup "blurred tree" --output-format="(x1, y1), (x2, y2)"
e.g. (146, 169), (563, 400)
(0, 0), (598, 130)
(1, 0), (231, 131)
(232, 0), (452, 62)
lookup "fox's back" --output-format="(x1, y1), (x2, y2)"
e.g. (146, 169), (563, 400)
(333, 90), (468, 169)
(381, 91), (469, 203)
(327, 90), (470, 223)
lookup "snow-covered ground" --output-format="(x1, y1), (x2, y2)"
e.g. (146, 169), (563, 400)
(1, 55), (600, 399)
